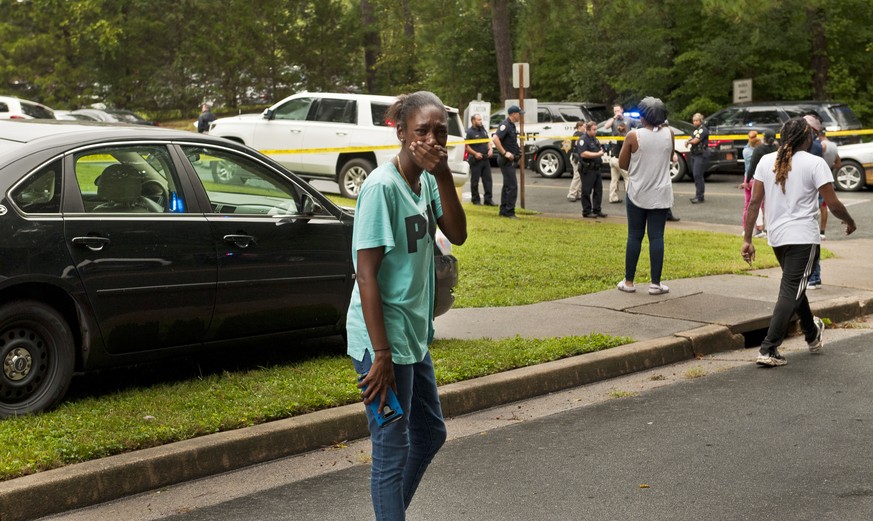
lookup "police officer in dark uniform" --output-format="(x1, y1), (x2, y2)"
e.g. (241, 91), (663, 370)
(492, 105), (523, 219)
(577, 120), (607, 218)
(465, 113), (495, 206)
(686, 112), (710, 203)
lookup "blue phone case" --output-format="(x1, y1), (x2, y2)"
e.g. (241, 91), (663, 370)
(359, 374), (403, 427)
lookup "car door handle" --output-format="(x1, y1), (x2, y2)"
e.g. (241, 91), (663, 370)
(336, 131), (348, 136)
(289, 129), (302, 133)
(72, 236), (111, 252)
(542, 126), (551, 129)
(224, 234), (256, 249)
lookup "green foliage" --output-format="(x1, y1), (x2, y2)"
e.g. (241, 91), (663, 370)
(2, 0), (873, 125)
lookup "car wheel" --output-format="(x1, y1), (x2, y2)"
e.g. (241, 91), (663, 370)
(338, 158), (374, 199)
(835, 160), (865, 192)
(536, 149), (565, 178)
(670, 155), (687, 182)
(211, 160), (238, 184)
(0, 301), (75, 417)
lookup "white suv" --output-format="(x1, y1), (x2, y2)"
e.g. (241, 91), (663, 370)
(209, 92), (470, 198)
(0, 96), (56, 120)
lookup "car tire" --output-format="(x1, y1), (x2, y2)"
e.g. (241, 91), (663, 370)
(0, 301), (75, 417)
(835, 160), (865, 192)
(670, 155), (688, 182)
(338, 158), (375, 199)
(536, 149), (565, 178)
(211, 160), (238, 184)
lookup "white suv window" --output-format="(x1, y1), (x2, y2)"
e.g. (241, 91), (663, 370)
(312, 98), (356, 124)
(274, 97), (314, 120)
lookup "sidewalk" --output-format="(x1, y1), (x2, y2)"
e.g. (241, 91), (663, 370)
(3, 238), (873, 521)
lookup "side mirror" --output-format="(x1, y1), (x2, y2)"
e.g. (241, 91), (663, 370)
(262, 108), (274, 120)
(302, 193), (323, 216)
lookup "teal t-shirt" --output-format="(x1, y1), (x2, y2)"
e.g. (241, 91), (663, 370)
(346, 162), (444, 364)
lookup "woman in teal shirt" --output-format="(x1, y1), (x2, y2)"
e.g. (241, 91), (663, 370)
(346, 91), (467, 520)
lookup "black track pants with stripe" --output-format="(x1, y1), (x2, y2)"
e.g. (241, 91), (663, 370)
(760, 243), (820, 355)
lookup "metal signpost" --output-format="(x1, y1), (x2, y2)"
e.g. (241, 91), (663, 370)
(512, 62), (529, 208)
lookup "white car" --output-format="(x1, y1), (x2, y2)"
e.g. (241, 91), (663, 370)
(834, 142), (873, 192)
(0, 96), (55, 120)
(209, 92), (470, 198)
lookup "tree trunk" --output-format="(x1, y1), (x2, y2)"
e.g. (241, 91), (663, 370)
(361, 0), (380, 93)
(807, 6), (828, 99)
(401, 0), (416, 86)
(491, 0), (515, 102)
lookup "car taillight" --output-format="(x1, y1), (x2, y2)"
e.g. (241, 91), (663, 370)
(10, 115), (25, 119)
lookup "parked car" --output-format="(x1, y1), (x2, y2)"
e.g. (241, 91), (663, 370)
(0, 119), (459, 416)
(704, 101), (863, 174)
(526, 119), (694, 182)
(208, 92), (470, 199)
(0, 96), (55, 120)
(70, 108), (156, 125)
(834, 141), (873, 191)
(489, 102), (610, 141)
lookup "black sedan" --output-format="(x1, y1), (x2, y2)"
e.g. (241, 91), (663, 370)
(0, 120), (458, 416)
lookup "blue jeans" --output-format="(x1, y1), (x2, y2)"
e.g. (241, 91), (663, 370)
(624, 197), (668, 284)
(352, 351), (446, 521)
(691, 153), (707, 199)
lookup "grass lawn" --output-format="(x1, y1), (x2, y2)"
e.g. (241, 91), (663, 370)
(0, 191), (790, 481)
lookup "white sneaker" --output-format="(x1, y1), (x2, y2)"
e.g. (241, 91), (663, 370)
(756, 353), (788, 366)
(808, 316), (824, 353)
(753, 230), (767, 239)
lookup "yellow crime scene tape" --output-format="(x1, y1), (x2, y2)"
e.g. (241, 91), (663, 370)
(255, 129), (873, 156)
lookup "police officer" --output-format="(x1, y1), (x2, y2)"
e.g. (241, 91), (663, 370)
(492, 105), (523, 219)
(465, 113), (495, 206)
(578, 120), (607, 218)
(686, 112), (710, 203)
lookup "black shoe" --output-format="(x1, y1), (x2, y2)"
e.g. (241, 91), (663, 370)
(666, 215), (680, 222)
(472, 200), (482, 205)
(484, 201), (497, 206)
(690, 198), (704, 204)
(583, 213), (596, 218)
(595, 212), (608, 218)
(501, 214), (519, 220)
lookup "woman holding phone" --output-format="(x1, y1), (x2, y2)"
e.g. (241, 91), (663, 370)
(346, 91), (467, 520)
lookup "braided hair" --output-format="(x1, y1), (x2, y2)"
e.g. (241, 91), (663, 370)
(773, 117), (812, 193)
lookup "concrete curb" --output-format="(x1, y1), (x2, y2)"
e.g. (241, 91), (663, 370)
(0, 298), (868, 521)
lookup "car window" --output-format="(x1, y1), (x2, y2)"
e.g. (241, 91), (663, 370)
(21, 102), (54, 119)
(181, 146), (303, 216)
(372, 102), (391, 127)
(744, 109), (782, 126)
(0, 102), (8, 113)
(829, 105), (861, 128)
(490, 111), (506, 128)
(707, 108), (744, 127)
(584, 106), (611, 123)
(10, 158), (63, 214)
(73, 146), (184, 214)
(557, 107), (586, 122)
(312, 98), (356, 124)
(537, 107), (552, 123)
(446, 111), (463, 137)
(273, 97), (314, 121)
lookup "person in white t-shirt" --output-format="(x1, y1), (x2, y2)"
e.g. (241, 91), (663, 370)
(741, 117), (856, 367)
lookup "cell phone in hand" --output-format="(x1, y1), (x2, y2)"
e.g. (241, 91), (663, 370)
(358, 373), (403, 427)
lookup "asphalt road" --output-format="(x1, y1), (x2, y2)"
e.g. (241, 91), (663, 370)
(42, 326), (873, 521)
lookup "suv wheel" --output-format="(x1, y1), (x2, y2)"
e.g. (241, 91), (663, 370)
(338, 158), (374, 199)
(835, 160), (865, 192)
(536, 149), (565, 178)
(670, 155), (687, 182)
